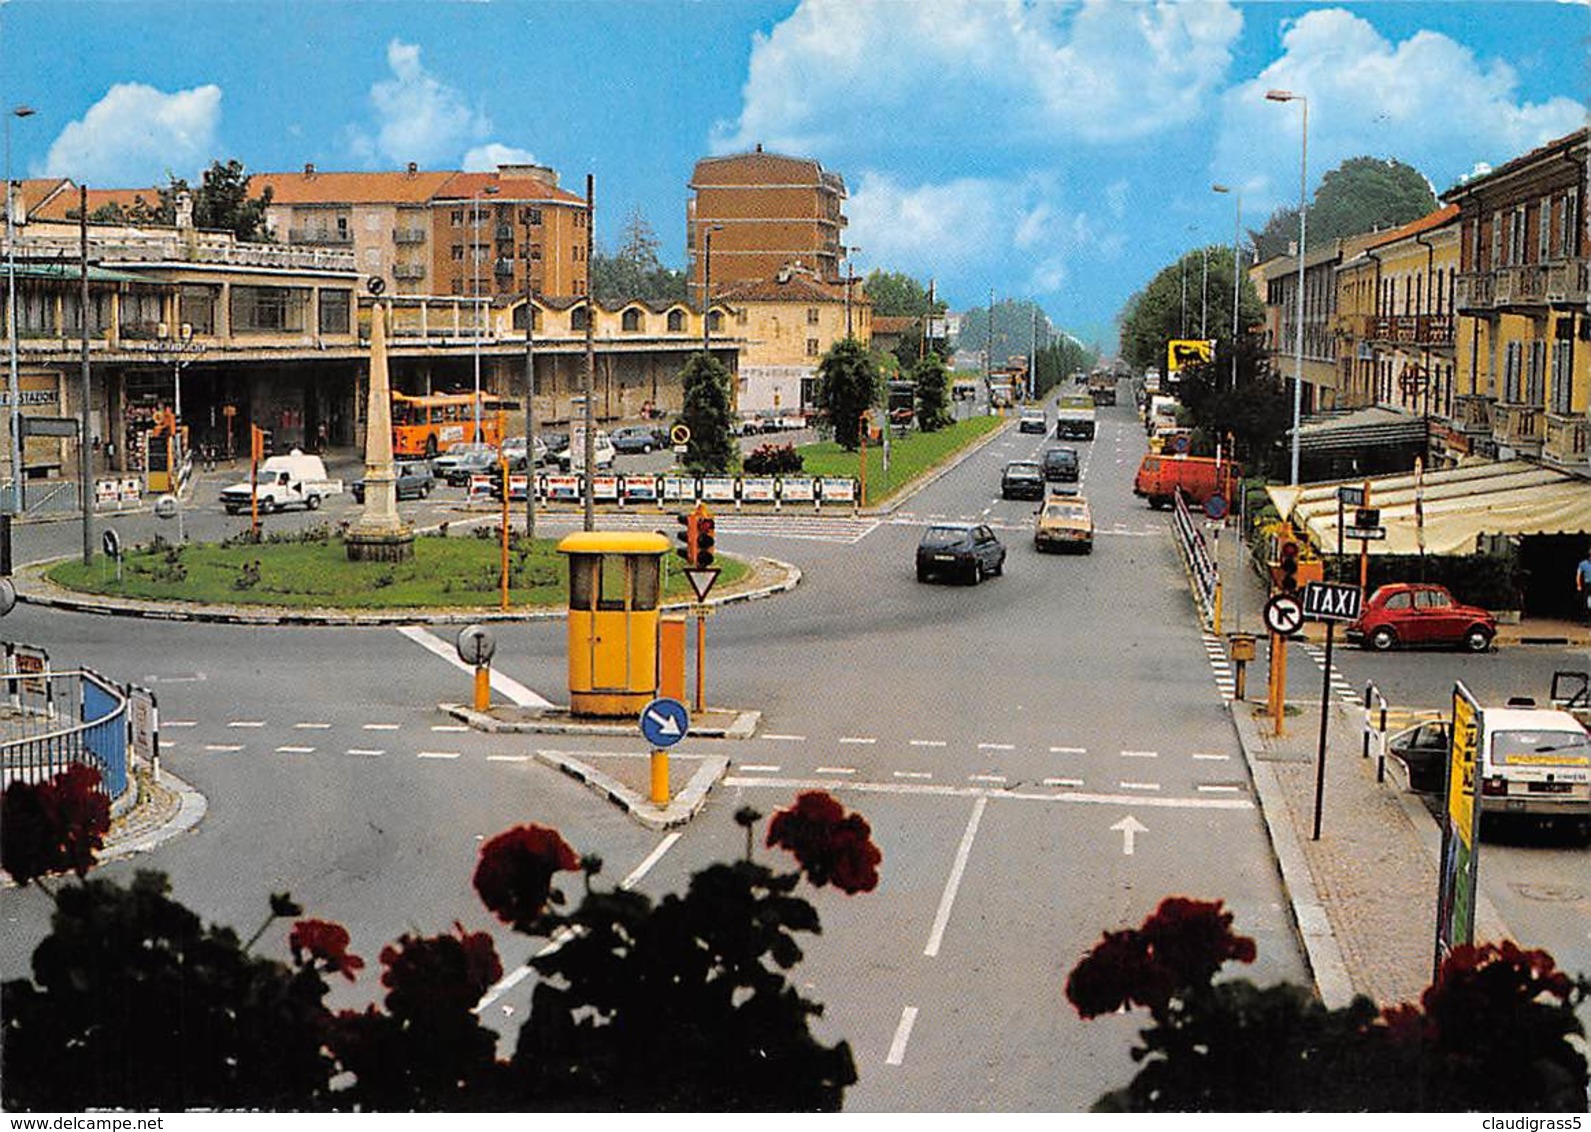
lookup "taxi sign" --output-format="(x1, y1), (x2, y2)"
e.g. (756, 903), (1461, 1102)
(1302, 581), (1362, 623)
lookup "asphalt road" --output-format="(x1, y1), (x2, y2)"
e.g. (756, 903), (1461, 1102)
(3, 384), (1585, 1110)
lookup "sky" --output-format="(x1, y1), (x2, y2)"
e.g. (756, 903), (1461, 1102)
(2, 0), (1586, 351)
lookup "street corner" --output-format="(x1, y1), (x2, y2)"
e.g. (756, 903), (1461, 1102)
(533, 748), (730, 831)
(99, 763), (207, 864)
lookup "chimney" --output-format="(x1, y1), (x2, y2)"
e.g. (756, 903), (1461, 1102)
(407, 162), (418, 177)
(755, 143), (763, 153)
(303, 163), (315, 179)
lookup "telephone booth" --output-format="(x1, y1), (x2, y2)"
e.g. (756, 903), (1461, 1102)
(556, 531), (668, 717)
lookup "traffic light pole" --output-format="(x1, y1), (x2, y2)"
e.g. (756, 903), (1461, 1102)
(694, 607), (706, 714)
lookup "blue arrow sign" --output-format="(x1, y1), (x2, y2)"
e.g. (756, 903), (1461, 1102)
(640, 697), (690, 748)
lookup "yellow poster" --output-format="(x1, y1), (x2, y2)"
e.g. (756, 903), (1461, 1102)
(1166, 339), (1214, 374)
(1447, 691), (1477, 847)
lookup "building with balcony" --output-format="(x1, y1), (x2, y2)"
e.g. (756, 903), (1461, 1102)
(1445, 127), (1588, 476)
(687, 147), (850, 305)
(1260, 236), (1380, 414)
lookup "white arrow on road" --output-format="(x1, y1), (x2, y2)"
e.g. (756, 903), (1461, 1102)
(1110, 815), (1148, 855)
(646, 709), (681, 737)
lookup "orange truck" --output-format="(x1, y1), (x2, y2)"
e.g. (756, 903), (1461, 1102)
(1133, 454), (1241, 510)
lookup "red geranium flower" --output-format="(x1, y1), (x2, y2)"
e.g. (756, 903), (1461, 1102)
(1065, 897), (1256, 1018)
(1, 764), (110, 885)
(473, 823), (581, 931)
(766, 791), (882, 894)
(289, 918), (366, 981)
(379, 923), (503, 1023)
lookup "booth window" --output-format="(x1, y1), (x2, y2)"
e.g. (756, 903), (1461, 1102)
(568, 554), (597, 610)
(632, 557), (660, 610)
(598, 556), (628, 611)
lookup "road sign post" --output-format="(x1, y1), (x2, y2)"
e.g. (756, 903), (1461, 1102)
(1300, 581), (1363, 841)
(640, 696), (690, 806)
(456, 624), (496, 711)
(1263, 592), (1304, 738)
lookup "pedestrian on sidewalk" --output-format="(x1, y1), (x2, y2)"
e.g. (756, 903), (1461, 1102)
(1576, 545), (1591, 624)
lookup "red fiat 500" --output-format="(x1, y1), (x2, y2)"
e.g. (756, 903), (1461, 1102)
(1345, 583), (1496, 653)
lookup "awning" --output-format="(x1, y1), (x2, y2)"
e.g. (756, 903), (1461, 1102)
(1287, 405), (1428, 455)
(1268, 460), (1591, 556)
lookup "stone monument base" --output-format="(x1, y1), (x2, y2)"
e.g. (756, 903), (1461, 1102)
(345, 529), (415, 563)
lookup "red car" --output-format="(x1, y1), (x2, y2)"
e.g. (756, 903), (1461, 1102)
(1345, 583), (1496, 653)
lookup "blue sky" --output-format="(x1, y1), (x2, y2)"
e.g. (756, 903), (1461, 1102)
(3, 0), (1586, 350)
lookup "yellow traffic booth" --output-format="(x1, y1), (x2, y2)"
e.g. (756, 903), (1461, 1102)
(557, 531), (668, 717)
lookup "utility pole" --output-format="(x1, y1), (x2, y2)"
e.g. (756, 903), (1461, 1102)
(582, 174), (595, 532)
(522, 212), (536, 541)
(78, 185), (92, 565)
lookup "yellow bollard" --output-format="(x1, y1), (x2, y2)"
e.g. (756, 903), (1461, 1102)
(650, 748), (669, 805)
(474, 664), (491, 711)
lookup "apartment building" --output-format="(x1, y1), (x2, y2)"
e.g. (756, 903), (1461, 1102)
(713, 262), (870, 414)
(687, 147), (849, 305)
(1260, 236), (1374, 413)
(1445, 127), (1588, 474)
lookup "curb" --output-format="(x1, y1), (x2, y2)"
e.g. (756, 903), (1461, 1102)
(536, 750), (730, 831)
(100, 764), (207, 864)
(863, 415), (1014, 517)
(441, 703), (761, 741)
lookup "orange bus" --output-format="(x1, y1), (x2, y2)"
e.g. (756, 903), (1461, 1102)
(391, 392), (517, 458)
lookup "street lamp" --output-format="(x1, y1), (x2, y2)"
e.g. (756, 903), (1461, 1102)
(701, 223), (723, 356)
(5, 104), (36, 514)
(1267, 88), (1309, 485)
(1213, 183), (1243, 392)
(471, 184), (498, 444)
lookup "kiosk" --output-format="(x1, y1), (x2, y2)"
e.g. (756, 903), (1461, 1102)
(556, 531), (669, 717)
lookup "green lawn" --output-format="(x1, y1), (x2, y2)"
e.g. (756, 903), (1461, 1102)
(47, 529), (748, 610)
(797, 415), (1004, 503)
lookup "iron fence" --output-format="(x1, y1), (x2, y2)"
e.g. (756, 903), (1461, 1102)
(1, 668), (130, 801)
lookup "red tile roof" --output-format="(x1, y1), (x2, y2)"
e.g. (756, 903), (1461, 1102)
(1365, 203), (1461, 249)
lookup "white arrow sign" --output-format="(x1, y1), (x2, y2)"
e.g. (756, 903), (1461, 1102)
(1110, 815), (1148, 856)
(645, 708), (682, 738)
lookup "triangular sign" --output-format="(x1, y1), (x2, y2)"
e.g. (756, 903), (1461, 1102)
(684, 567), (720, 602)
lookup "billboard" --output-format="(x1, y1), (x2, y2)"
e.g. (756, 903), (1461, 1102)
(1166, 339), (1215, 374)
(1434, 681), (1483, 974)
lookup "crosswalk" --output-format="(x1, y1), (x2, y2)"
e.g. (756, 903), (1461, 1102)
(527, 509), (880, 544)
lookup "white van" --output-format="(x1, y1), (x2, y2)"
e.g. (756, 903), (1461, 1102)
(219, 450), (341, 514)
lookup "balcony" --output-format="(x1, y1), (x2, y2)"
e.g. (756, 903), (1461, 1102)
(392, 263), (426, 281)
(1417, 314), (1454, 347)
(1454, 272), (1492, 311)
(1453, 393), (1493, 435)
(1493, 402), (1543, 453)
(494, 258), (516, 278)
(494, 224), (515, 241)
(1493, 264), (1548, 307)
(392, 228), (427, 245)
(1545, 258), (1589, 306)
(1543, 413), (1589, 471)
(287, 228), (353, 247)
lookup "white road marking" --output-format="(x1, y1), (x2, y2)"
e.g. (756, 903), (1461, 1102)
(816, 766), (857, 775)
(719, 776), (1255, 810)
(363, 723), (400, 731)
(1121, 750), (1158, 759)
(1044, 777), (1084, 788)
(346, 748), (385, 757)
(228, 720), (265, 729)
(925, 797), (987, 958)
(1050, 746), (1087, 754)
(910, 739), (947, 748)
(1198, 784), (1242, 793)
(969, 774), (1007, 784)
(204, 744), (244, 752)
(418, 751), (461, 760)
(886, 1006), (920, 1067)
(486, 755), (531, 763)
(762, 734), (806, 742)
(165, 720), (198, 728)
(894, 771), (933, 780)
(1193, 753), (1230, 761)
(431, 724), (469, 733)
(478, 833), (682, 1012)
(275, 745), (315, 754)
(396, 624), (554, 708)
(977, 742), (1014, 751)
(740, 764), (781, 773)
(1120, 781), (1161, 791)
(295, 722), (332, 730)
(839, 736), (876, 745)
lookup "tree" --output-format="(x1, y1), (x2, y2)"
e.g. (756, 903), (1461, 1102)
(1117, 247), (1263, 375)
(592, 207), (688, 305)
(1252, 156), (1437, 261)
(75, 159), (273, 243)
(677, 352), (736, 473)
(862, 270), (942, 318)
(1172, 337), (1292, 476)
(813, 338), (880, 450)
(912, 352), (951, 432)
(956, 298), (1057, 370)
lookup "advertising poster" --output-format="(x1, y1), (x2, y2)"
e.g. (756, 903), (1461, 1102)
(780, 476), (815, 503)
(622, 475), (658, 502)
(741, 477), (776, 503)
(1435, 682), (1482, 973)
(701, 476), (736, 502)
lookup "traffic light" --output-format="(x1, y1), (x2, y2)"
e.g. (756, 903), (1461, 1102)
(696, 509), (716, 569)
(1278, 539), (1300, 593)
(675, 511), (699, 567)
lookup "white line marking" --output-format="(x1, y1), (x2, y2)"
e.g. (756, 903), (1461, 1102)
(719, 776), (1255, 810)
(1120, 781), (1161, 791)
(1050, 746), (1087, 754)
(295, 722), (332, 730)
(486, 755), (531, 763)
(925, 797), (986, 958)
(969, 774), (1007, 784)
(165, 720), (198, 728)
(418, 751), (461, 760)
(397, 624), (554, 708)
(762, 734), (806, 742)
(839, 736), (876, 745)
(740, 764), (781, 773)
(886, 1006), (920, 1066)
(204, 744), (244, 752)
(275, 745), (315, 754)
(478, 833), (683, 1012)
(1198, 784), (1242, 793)
(1043, 777), (1084, 788)
(346, 748), (385, 757)
(894, 771), (933, 780)
(1192, 753), (1230, 761)
(977, 742), (1014, 751)
(431, 724), (469, 732)
(816, 766), (856, 775)
(910, 739), (947, 748)
(363, 723), (400, 731)
(1121, 750), (1158, 759)
(228, 720), (265, 729)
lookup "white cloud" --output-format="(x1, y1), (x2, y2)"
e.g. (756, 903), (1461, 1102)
(1214, 9), (1586, 215)
(348, 39), (491, 165)
(463, 143), (539, 172)
(41, 83), (221, 185)
(714, 0), (1244, 157)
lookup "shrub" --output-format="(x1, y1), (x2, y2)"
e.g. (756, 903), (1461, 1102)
(743, 443), (804, 476)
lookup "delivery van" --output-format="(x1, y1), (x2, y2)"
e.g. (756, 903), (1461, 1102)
(1132, 454), (1239, 510)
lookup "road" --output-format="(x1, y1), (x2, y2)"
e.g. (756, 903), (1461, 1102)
(3, 385), (1584, 1110)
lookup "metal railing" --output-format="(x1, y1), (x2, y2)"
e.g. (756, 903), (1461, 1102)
(1, 668), (131, 801)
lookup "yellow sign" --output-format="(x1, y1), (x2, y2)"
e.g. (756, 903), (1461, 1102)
(1447, 690), (1478, 847)
(1167, 339), (1214, 374)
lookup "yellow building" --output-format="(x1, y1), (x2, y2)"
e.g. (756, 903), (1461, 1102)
(1446, 127), (1587, 474)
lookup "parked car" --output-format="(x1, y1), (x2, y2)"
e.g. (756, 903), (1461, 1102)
(432, 443), (501, 486)
(1000, 460), (1045, 501)
(1018, 408), (1047, 434)
(499, 435), (547, 470)
(1041, 446), (1080, 483)
(554, 430), (617, 472)
(220, 451), (337, 514)
(1345, 583), (1496, 653)
(1034, 495), (1093, 554)
(915, 523), (1006, 585)
(610, 425), (665, 454)
(351, 460), (434, 503)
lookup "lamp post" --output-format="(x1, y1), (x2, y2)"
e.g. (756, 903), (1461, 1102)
(1200, 246), (1210, 339)
(1213, 183), (1243, 392)
(521, 212), (536, 540)
(1267, 88), (1308, 486)
(700, 223), (723, 357)
(471, 184), (498, 444)
(5, 104), (36, 514)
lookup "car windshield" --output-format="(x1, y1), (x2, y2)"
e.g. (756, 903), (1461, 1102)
(1045, 450), (1075, 465)
(1007, 463), (1040, 477)
(1490, 729), (1591, 765)
(921, 526), (971, 548)
(1044, 503), (1087, 521)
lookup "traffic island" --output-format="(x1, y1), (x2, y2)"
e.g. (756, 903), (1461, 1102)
(439, 701), (761, 739)
(532, 749), (730, 831)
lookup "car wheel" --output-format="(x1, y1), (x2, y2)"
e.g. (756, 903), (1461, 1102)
(1368, 626), (1398, 652)
(425, 436), (438, 459)
(992, 554), (1004, 577)
(971, 561), (984, 585)
(641, 443), (652, 454)
(916, 565), (929, 583)
(307, 494), (321, 510)
(1463, 626), (1493, 653)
